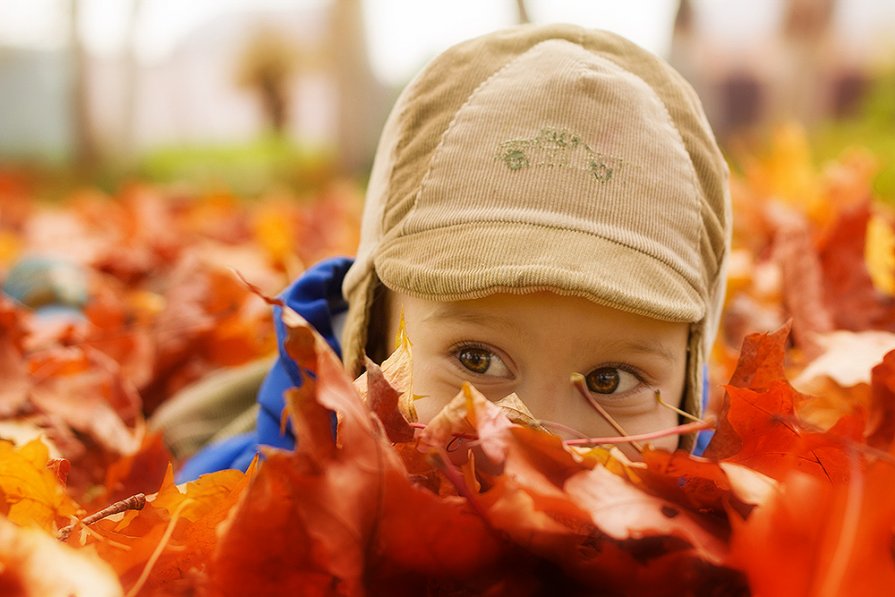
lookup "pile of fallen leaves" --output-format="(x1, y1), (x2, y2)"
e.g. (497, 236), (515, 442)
(0, 177), (361, 495)
(2, 125), (895, 595)
(3, 310), (895, 595)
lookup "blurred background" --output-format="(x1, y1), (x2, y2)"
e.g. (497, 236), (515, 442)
(1, 0), (894, 193)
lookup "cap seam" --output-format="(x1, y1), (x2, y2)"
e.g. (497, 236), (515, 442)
(580, 43), (703, 260)
(401, 37), (581, 238)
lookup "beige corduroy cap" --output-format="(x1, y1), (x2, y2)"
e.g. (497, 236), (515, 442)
(341, 23), (731, 430)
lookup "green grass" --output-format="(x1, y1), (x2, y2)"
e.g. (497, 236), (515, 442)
(136, 136), (336, 196)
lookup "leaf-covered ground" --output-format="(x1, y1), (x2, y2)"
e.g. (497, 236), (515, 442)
(2, 127), (895, 596)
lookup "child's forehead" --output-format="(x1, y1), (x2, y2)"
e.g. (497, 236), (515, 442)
(400, 291), (684, 334)
(396, 291), (688, 362)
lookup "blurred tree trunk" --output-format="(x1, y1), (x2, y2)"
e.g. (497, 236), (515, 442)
(515, 0), (530, 25)
(119, 0), (144, 160)
(235, 26), (297, 136)
(775, 0), (837, 125)
(69, 0), (98, 170)
(328, 0), (383, 177)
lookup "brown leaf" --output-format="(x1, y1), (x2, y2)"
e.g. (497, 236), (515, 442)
(867, 350), (895, 450)
(363, 358), (415, 443)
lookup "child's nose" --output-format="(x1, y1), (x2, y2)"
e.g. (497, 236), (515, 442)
(516, 376), (592, 437)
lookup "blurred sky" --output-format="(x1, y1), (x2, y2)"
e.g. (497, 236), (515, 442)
(0, 0), (880, 83)
(4, 0), (893, 87)
(0, 0), (676, 86)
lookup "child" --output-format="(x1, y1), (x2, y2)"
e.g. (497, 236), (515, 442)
(177, 23), (730, 479)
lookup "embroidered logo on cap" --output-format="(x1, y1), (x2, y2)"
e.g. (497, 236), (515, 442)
(496, 128), (623, 183)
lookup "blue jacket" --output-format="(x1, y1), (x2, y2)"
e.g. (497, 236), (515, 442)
(178, 256), (713, 481)
(177, 257), (353, 482)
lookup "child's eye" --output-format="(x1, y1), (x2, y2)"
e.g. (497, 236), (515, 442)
(585, 366), (641, 395)
(456, 345), (511, 378)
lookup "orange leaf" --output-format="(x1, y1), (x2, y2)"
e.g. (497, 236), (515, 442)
(728, 460), (895, 595)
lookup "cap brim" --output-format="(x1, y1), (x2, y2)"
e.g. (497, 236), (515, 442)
(375, 221), (705, 323)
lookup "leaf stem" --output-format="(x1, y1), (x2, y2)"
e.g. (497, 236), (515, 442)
(563, 417), (716, 447)
(571, 373), (642, 453)
(655, 389), (703, 423)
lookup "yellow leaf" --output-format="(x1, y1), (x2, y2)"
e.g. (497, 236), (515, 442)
(252, 203), (294, 263)
(866, 213), (895, 295)
(354, 309), (417, 422)
(0, 515), (122, 597)
(0, 439), (79, 532)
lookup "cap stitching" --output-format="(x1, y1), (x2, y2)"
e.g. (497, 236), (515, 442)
(577, 41), (703, 258)
(402, 38), (579, 238)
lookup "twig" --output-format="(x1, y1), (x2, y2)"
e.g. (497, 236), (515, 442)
(563, 417), (716, 447)
(58, 493), (146, 542)
(570, 373), (643, 453)
(655, 389), (703, 423)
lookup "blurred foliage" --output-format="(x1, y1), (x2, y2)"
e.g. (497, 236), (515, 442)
(812, 70), (895, 201)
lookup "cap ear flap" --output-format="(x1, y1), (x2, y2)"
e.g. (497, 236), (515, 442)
(678, 321), (705, 451)
(341, 272), (380, 378)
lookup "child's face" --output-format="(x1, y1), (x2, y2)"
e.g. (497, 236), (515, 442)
(385, 291), (690, 453)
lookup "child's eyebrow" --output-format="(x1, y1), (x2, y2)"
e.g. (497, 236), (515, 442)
(594, 338), (680, 365)
(422, 306), (522, 333)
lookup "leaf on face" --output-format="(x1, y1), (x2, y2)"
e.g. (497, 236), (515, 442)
(354, 311), (417, 424)
(640, 449), (736, 513)
(565, 465), (727, 563)
(418, 383), (514, 469)
(370, 467), (504, 586)
(361, 358), (415, 443)
(493, 393), (547, 431)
